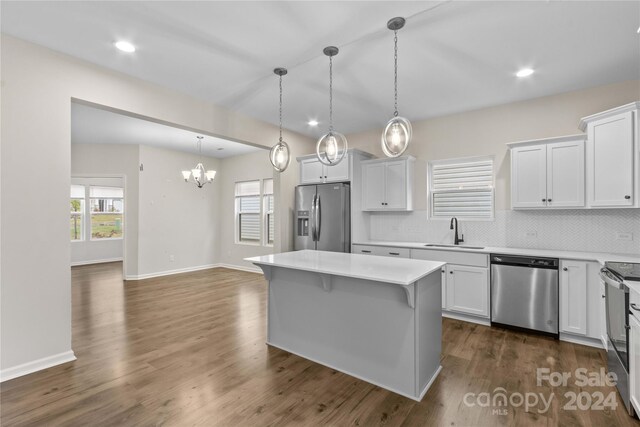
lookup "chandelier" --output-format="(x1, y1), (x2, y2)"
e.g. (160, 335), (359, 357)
(182, 136), (216, 188)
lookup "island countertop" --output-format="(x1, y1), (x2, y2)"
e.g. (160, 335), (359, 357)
(246, 249), (445, 286)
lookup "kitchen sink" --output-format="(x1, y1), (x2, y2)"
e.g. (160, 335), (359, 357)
(424, 244), (485, 250)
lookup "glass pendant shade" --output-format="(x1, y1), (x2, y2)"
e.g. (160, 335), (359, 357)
(270, 140), (291, 173)
(381, 116), (412, 157)
(270, 67), (291, 172)
(181, 170), (191, 181)
(316, 131), (347, 166)
(205, 170), (217, 181)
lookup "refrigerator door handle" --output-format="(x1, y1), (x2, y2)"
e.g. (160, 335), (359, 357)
(316, 195), (321, 242)
(311, 194), (317, 241)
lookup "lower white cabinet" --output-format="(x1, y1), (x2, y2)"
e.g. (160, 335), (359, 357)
(444, 264), (489, 318)
(630, 312), (640, 415)
(599, 280), (608, 350)
(560, 261), (588, 335)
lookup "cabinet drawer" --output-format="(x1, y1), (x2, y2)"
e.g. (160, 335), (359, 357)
(411, 248), (488, 268)
(352, 245), (410, 258)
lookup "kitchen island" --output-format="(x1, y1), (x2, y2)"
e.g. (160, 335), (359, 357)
(245, 250), (445, 401)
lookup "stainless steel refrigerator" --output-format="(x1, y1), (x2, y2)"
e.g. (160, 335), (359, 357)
(294, 183), (350, 252)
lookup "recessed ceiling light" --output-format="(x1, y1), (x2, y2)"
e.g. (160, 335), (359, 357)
(307, 120), (319, 127)
(114, 41), (136, 53)
(516, 68), (534, 78)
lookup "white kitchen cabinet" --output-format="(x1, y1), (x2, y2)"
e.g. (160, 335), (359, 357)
(445, 264), (489, 318)
(599, 279), (608, 351)
(351, 244), (410, 258)
(298, 153), (351, 184)
(560, 261), (588, 335)
(509, 135), (585, 209)
(579, 102), (639, 208)
(630, 311), (640, 415)
(361, 157), (414, 211)
(411, 249), (490, 320)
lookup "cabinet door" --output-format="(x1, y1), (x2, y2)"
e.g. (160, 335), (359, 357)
(384, 160), (408, 209)
(600, 280), (608, 350)
(362, 163), (386, 210)
(325, 155), (350, 182)
(630, 314), (640, 415)
(445, 265), (489, 317)
(560, 261), (587, 335)
(587, 111), (634, 207)
(511, 145), (548, 208)
(300, 158), (325, 184)
(547, 140), (585, 207)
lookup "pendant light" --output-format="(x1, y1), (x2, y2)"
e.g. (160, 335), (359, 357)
(316, 46), (347, 166)
(270, 67), (291, 172)
(381, 17), (412, 158)
(182, 136), (216, 188)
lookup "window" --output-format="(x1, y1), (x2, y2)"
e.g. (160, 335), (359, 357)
(90, 186), (124, 239)
(70, 185), (85, 241)
(428, 156), (494, 219)
(263, 179), (274, 245)
(236, 180), (261, 243)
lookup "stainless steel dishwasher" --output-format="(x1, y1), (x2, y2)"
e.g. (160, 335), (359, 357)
(490, 254), (559, 337)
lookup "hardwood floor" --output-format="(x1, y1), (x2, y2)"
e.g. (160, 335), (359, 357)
(1, 262), (638, 426)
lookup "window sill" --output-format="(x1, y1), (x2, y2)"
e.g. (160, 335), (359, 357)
(90, 237), (124, 241)
(236, 241), (262, 247)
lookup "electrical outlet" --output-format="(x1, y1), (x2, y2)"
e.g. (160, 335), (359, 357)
(169, 255), (175, 262)
(525, 231), (537, 238)
(616, 232), (633, 241)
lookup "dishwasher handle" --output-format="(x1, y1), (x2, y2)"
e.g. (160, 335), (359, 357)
(491, 254), (559, 269)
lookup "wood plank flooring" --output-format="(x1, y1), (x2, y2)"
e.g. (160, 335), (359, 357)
(1, 262), (638, 426)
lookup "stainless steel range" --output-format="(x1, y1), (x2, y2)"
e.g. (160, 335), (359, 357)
(600, 262), (640, 417)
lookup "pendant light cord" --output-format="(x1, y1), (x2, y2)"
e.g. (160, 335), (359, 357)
(279, 75), (283, 142)
(394, 30), (399, 117)
(329, 55), (334, 133)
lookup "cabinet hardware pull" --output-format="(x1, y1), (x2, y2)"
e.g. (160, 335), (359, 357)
(625, 195), (631, 200)
(602, 295), (606, 299)
(389, 252), (400, 256)
(361, 250), (371, 253)
(563, 267), (568, 271)
(631, 303), (640, 311)
(450, 271), (454, 274)
(547, 199), (552, 202)
(542, 198), (546, 202)
(441, 269), (445, 273)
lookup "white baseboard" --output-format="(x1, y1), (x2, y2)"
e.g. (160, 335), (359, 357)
(125, 263), (220, 280)
(217, 263), (262, 274)
(1, 350), (76, 382)
(559, 333), (603, 349)
(442, 311), (491, 326)
(71, 257), (123, 267)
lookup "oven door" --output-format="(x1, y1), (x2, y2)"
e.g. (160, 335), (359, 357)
(602, 269), (630, 371)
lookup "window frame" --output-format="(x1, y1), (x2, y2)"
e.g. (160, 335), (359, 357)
(89, 186), (125, 241)
(70, 185), (86, 242)
(263, 178), (274, 247)
(427, 155), (495, 221)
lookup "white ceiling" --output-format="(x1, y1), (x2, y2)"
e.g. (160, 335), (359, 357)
(3, 1), (640, 138)
(71, 102), (264, 158)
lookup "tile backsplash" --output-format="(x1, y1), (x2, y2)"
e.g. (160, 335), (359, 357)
(368, 209), (640, 255)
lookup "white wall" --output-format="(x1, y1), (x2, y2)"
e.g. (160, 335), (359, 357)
(0, 34), (314, 378)
(345, 79), (640, 251)
(218, 150), (275, 271)
(136, 145), (221, 278)
(70, 176), (124, 265)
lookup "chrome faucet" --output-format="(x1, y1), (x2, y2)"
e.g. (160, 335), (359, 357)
(450, 217), (464, 245)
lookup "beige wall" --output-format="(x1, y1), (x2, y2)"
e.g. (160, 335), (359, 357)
(1, 34), (313, 374)
(346, 80), (640, 211)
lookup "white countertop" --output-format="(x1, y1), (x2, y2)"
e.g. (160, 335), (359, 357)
(246, 250), (445, 286)
(353, 241), (640, 265)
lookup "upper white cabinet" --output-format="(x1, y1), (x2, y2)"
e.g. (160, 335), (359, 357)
(298, 150), (372, 184)
(361, 156), (414, 211)
(509, 135), (585, 209)
(579, 103), (639, 208)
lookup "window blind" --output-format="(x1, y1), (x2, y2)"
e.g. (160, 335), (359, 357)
(90, 186), (124, 198)
(236, 180), (261, 242)
(71, 185), (85, 198)
(430, 158), (494, 219)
